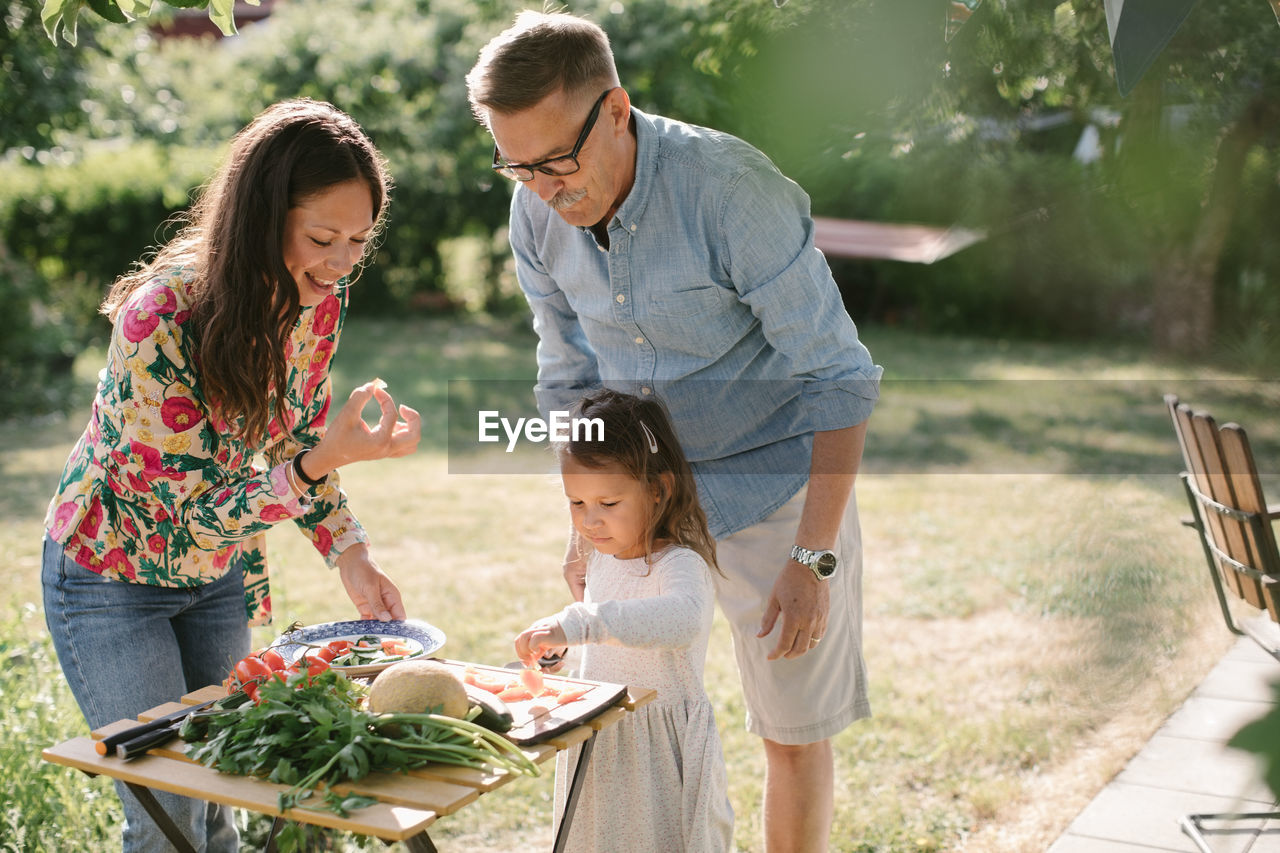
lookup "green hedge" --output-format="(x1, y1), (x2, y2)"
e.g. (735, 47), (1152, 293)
(0, 140), (219, 337)
(0, 143), (219, 416)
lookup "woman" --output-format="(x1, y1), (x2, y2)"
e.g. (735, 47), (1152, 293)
(41, 98), (420, 852)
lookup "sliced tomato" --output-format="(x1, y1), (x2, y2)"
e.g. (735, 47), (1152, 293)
(381, 639), (411, 656)
(326, 640), (352, 656)
(312, 646), (339, 663)
(464, 670), (514, 694)
(555, 686), (592, 705)
(497, 686), (534, 702)
(520, 666), (545, 694)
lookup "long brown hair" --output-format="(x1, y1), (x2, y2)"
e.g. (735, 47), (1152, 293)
(101, 99), (391, 443)
(561, 388), (720, 574)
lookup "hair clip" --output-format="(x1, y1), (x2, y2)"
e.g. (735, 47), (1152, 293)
(639, 421), (659, 454)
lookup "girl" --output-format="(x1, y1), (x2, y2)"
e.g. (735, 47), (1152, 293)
(514, 388), (734, 853)
(42, 99), (420, 852)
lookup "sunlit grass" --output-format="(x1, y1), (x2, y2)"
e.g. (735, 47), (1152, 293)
(2, 318), (1275, 852)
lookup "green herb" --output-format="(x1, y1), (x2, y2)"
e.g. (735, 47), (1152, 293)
(184, 670), (538, 820)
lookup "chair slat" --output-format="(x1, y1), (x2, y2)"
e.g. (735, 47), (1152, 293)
(1189, 410), (1266, 609)
(1167, 396), (1242, 600)
(1177, 405), (1247, 600)
(1219, 425), (1280, 621)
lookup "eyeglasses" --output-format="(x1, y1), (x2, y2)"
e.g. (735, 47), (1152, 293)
(492, 88), (614, 182)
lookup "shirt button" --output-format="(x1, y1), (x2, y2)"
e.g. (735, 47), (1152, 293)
(641, 387), (652, 395)
(634, 337), (644, 344)
(630, 224), (637, 232)
(615, 294), (625, 304)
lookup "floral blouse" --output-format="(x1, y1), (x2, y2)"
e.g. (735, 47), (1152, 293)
(44, 269), (367, 626)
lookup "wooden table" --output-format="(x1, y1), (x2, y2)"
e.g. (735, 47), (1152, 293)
(42, 664), (655, 852)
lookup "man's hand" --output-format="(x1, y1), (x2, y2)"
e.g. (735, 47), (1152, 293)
(757, 561), (829, 660)
(562, 529), (588, 602)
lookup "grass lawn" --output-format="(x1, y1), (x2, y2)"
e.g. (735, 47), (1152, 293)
(2, 314), (1277, 852)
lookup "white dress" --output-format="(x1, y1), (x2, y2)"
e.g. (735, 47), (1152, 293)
(551, 546), (734, 853)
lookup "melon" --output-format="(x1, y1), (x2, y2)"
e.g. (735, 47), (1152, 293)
(367, 660), (468, 718)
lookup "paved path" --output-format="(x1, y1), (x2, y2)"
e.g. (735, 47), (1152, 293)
(1048, 629), (1280, 853)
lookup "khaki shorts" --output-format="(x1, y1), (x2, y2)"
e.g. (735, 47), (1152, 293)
(712, 486), (870, 744)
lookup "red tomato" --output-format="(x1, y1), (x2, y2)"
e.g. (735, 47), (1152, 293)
(381, 639), (409, 656)
(326, 640), (352, 655)
(234, 656), (272, 685)
(312, 646), (339, 663)
(258, 649), (286, 672)
(303, 657), (330, 676)
(243, 681), (260, 704)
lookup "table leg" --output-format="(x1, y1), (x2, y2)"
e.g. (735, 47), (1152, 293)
(123, 782), (197, 853)
(552, 733), (597, 853)
(263, 816), (286, 853)
(402, 833), (439, 853)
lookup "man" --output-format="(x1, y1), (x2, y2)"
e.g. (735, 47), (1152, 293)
(467, 11), (882, 851)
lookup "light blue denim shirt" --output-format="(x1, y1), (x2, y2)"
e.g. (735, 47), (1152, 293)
(510, 108), (882, 538)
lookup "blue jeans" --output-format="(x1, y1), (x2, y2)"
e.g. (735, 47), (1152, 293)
(42, 536), (250, 853)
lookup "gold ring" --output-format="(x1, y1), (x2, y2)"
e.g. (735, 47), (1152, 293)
(809, 636), (822, 645)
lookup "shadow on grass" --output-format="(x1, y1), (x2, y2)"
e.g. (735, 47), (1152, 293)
(866, 378), (1279, 477)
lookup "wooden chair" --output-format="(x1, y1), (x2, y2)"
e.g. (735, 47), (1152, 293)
(1165, 394), (1280, 852)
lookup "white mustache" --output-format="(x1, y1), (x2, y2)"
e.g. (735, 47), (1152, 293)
(549, 188), (587, 211)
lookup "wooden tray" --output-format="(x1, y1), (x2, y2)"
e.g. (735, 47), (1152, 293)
(433, 660), (628, 745)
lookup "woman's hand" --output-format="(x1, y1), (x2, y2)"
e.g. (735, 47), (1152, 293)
(302, 380), (421, 479)
(514, 616), (569, 667)
(336, 543), (407, 622)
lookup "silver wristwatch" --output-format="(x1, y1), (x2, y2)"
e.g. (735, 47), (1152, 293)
(790, 545), (838, 581)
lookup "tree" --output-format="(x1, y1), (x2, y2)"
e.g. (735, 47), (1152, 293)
(42, 0), (240, 46)
(2, 0), (90, 152)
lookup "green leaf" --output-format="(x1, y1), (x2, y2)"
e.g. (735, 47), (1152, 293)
(41, 0), (81, 45)
(207, 0), (237, 36)
(1226, 687), (1280, 800)
(85, 0), (128, 23)
(113, 0), (148, 19)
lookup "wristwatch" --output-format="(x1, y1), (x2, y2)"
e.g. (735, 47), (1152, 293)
(790, 545), (838, 581)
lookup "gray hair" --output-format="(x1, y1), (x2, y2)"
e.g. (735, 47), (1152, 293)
(466, 10), (619, 127)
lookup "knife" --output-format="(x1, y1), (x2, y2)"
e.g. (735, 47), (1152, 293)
(115, 719), (186, 760)
(95, 691), (243, 757)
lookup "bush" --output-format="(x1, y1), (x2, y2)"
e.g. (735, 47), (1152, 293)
(0, 242), (80, 417)
(0, 141), (220, 353)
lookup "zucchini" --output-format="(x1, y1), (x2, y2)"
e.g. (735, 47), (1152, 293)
(463, 683), (514, 733)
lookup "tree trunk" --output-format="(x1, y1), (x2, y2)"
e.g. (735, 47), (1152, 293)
(1151, 95), (1279, 355)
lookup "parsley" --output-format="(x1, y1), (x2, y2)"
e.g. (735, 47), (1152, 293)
(184, 670), (538, 831)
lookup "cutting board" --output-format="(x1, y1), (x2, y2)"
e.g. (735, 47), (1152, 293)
(433, 659), (629, 746)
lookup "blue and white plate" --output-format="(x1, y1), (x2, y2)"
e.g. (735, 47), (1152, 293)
(272, 618), (446, 677)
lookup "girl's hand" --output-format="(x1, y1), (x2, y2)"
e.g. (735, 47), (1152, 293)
(336, 543), (407, 622)
(514, 617), (569, 667)
(304, 381), (422, 478)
